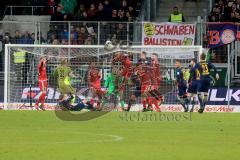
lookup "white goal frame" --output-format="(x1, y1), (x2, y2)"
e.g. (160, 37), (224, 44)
(4, 44), (203, 110)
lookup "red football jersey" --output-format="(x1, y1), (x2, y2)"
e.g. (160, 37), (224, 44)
(88, 68), (101, 89)
(151, 63), (162, 86)
(136, 64), (151, 85)
(121, 55), (133, 78)
(38, 63), (47, 81)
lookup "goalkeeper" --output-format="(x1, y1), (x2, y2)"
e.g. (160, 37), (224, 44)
(102, 67), (121, 109)
(53, 58), (76, 104)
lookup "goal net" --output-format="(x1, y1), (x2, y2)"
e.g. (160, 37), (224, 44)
(4, 44), (202, 110)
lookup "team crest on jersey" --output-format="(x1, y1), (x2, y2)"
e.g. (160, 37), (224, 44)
(221, 29), (235, 44)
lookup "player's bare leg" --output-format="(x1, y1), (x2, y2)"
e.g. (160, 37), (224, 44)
(178, 95), (189, 112)
(197, 92), (204, 113)
(198, 92), (208, 113)
(187, 93), (197, 112)
(36, 82), (47, 111)
(141, 92), (148, 112)
(148, 89), (163, 112)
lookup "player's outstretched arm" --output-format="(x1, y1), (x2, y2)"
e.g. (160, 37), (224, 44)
(69, 71), (76, 78)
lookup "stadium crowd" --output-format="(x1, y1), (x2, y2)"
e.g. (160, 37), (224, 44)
(1, 0), (141, 45)
(208, 0), (240, 22)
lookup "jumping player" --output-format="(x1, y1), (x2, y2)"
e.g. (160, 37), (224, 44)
(35, 56), (48, 110)
(53, 58), (76, 105)
(195, 53), (219, 113)
(175, 60), (189, 112)
(112, 52), (135, 111)
(135, 62), (152, 112)
(137, 51), (150, 65)
(143, 53), (163, 112)
(87, 61), (104, 109)
(187, 58), (200, 112)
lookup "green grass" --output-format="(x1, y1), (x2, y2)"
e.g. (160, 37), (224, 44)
(0, 111), (240, 160)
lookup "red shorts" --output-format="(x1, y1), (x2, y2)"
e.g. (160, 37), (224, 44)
(39, 80), (48, 92)
(147, 97), (155, 105)
(90, 80), (101, 90)
(151, 85), (159, 90)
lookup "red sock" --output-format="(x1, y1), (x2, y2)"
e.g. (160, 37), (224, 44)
(153, 99), (160, 112)
(90, 99), (95, 105)
(39, 93), (46, 107)
(142, 99), (147, 109)
(35, 100), (39, 106)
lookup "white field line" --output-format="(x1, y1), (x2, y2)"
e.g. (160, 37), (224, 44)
(0, 132), (124, 145)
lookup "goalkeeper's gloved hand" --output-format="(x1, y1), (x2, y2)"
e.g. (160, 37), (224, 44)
(216, 73), (220, 80)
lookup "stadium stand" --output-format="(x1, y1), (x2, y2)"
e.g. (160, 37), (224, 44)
(208, 0), (240, 22)
(0, 0), (142, 45)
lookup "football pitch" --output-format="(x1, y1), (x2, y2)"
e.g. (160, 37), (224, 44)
(0, 111), (240, 160)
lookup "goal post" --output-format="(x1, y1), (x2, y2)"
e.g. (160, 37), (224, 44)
(4, 44), (202, 110)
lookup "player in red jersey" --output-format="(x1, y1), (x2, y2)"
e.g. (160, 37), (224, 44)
(148, 53), (164, 112)
(113, 52), (135, 111)
(113, 52), (133, 80)
(151, 53), (162, 89)
(135, 62), (152, 112)
(35, 56), (48, 110)
(87, 61), (104, 109)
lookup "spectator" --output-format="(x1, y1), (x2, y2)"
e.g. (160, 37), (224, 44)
(128, 5), (137, 17)
(208, 0), (240, 22)
(100, 22), (111, 44)
(237, 0), (240, 10)
(103, 0), (113, 19)
(118, 9), (127, 21)
(70, 32), (78, 45)
(230, 3), (240, 22)
(111, 34), (118, 45)
(126, 11), (133, 21)
(31, 33), (36, 44)
(116, 23), (127, 41)
(208, 5), (223, 22)
(3, 35), (11, 44)
(84, 35), (94, 45)
(11, 30), (21, 44)
(59, 25), (69, 40)
(87, 3), (97, 20)
(61, 39), (68, 45)
(72, 26), (78, 37)
(96, 3), (106, 20)
(47, 25), (57, 42)
(51, 4), (64, 21)
(110, 9), (118, 21)
(52, 39), (60, 45)
(48, 0), (55, 15)
(75, 4), (86, 21)
(78, 26), (88, 44)
(60, 0), (77, 14)
(135, 0), (142, 15)
(168, 6), (185, 22)
(37, 32), (46, 44)
(48, 33), (57, 44)
(121, 0), (128, 12)
(218, 0), (225, 13)
(20, 31), (33, 44)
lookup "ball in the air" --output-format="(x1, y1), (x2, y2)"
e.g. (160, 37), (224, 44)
(104, 40), (114, 51)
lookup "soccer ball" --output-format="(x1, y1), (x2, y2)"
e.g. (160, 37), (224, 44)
(104, 40), (114, 51)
